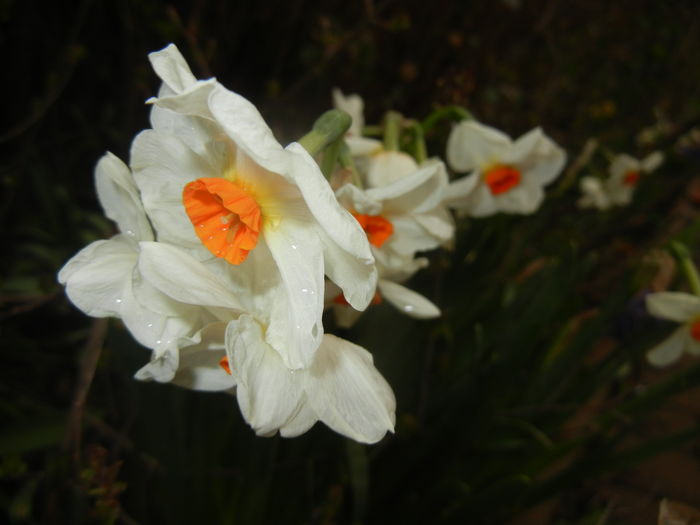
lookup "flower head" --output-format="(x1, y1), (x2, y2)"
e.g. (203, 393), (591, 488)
(444, 120), (566, 217)
(132, 44), (377, 370)
(646, 291), (700, 366)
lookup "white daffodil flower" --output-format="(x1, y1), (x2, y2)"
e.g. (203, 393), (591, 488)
(646, 291), (700, 367)
(135, 242), (395, 444)
(443, 120), (566, 217)
(578, 151), (664, 210)
(131, 44), (377, 371)
(58, 153), (210, 375)
(328, 164), (448, 326)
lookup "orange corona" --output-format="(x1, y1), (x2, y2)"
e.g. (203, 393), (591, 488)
(484, 165), (522, 195)
(353, 213), (394, 247)
(623, 171), (640, 186)
(691, 319), (700, 342)
(183, 178), (262, 265)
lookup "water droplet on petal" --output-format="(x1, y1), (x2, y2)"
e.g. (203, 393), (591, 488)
(115, 298), (122, 304)
(291, 244), (298, 250)
(404, 305), (415, 312)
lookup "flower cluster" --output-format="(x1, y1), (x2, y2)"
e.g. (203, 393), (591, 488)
(59, 45), (589, 443)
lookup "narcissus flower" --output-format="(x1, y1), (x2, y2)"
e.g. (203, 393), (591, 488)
(578, 151), (664, 210)
(135, 242), (395, 443)
(58, 153), (208, 370)
(332, 88), (383, 157)
(132, 44), (377, 370)
(646, 291), (700, 366)
(444, 120), (566, 217)
(329, 162), (449, 325)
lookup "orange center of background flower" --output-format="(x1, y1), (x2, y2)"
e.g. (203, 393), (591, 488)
(183, 178), (262, 265)
(623, 171), (640, 186)
(353, 213), (394, 247)
(219, 356), (232, 375)
(690, 319), (700, 342)
(333, 291), (383, 306)
(484, 166), (522, 195)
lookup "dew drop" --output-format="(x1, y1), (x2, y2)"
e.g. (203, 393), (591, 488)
(147, 323), (153, 328)
(403, 305), (415, 312)
(126, 230), (135, 237)
(115, 298), (122, 304)
(291, 244), (298, 250)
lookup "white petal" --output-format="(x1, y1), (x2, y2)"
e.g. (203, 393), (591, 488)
(58, 236), (136, 317)
(208, 86), (289, 176)
(464, 183), (498, 218)
(366, 162), (444, 214)
(94, 152), (153, 241)
(641, 151), (664, 173)
(578, 177), (611, 210)
(138, 242), (243, 311)
(510, 128), (567, 186)
(443, 172), (480, 210)
(647, 326), (686, 367)
(378, 279), (440, 319)
(148, 78), (218, 121)
(332, 88), (365, 136)
(148, 44), (198, 94)
(227, 316), (303, 436)
(413, 208), (455, 245)
(646, 292), (700, 322)
(134, 348), (180, 383)
(367, 151), (419, 188)
(264, 220), (324, 369)
(387, 216), (447, 255)
(285, 142), (377, 310)
(130, 129), (217, 247)
(446, 120), (511, 173)
(335, 183), (382, 215)
(497, 181), (544, 214)
(305, 335), (395, 444)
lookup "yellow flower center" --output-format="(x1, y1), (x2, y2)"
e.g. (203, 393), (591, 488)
(183, 177), (262, 265)
(353, 213), (394, 248)
(483, 165), (522, 195)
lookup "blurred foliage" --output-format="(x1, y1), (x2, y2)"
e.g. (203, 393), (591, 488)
(3, 0), (700, 524)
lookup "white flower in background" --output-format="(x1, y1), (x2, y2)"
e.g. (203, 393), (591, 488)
(577, 151), (664, 210)
(332, 88), (420, 188)
(328, 164), (449, 326)
(58, 153), (209, 376)
(444, 120), (566, 217)
(135, 242), (395, 444)
(332, 88), (383, 157)
(335, 159), (454, 260)
(132, 44), (377, 371)
(645, 291), (700, 366)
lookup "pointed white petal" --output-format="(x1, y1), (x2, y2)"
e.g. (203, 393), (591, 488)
(305, 335), (395, 444)
(332, 88), (365, 136)
(447, 120), (511, 173)
(335, 183), (382, 215)
(58, 236), (136, 317)
(378, 279), (440, 319)
(641, 151), (664, 173)
(646, 292), (700, 322)
(497, 181), (544, 214)
(94, 152), (153, 241)
(507, 127), (566, 186)
(227, 315), (303, 436)
(443, 172), (480, 210)
(366, 162), (444, 214)
(609, 154), (640, 179)
(148, 44), (198, 94)
(647, 326), (686, 367)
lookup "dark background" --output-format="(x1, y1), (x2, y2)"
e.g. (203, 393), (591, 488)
(3, 1), (700, 523)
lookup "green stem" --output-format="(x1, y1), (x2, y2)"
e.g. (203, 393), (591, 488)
(298, 110), (352, 156)
(320, 138), (342, 179)
(338, 143), (364, 189)
(383, 111), (402, 151)
(670, 241), (700, 296)
(407, 120), (427, 164)
(421, 105), (473, 134)
(362, 125), (383, 136)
